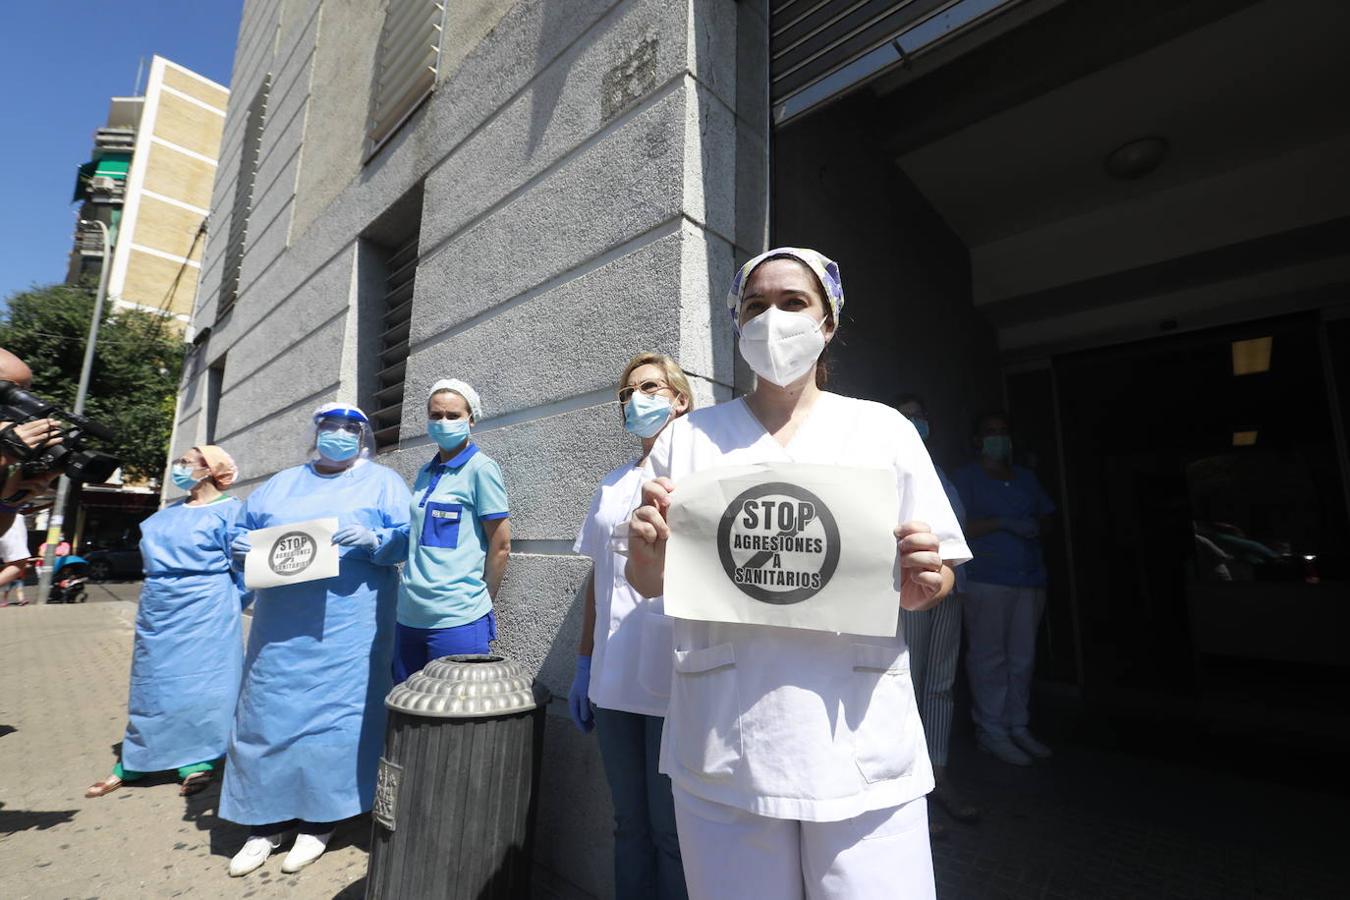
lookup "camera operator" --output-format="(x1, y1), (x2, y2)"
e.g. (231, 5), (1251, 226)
(0, 349), (64, 532)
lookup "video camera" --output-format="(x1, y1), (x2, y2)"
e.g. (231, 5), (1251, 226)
(0, 380), (120, 484)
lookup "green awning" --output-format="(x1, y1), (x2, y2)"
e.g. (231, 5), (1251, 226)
(72, 153), (132, 202)
(94, 155), (131, 178)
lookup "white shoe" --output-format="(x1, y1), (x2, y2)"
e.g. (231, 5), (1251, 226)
(281, 830), (332, 873)
(229, 835), (281, 877)
(978, 732), (1033, 766)
(1011, 728), (1053, 759)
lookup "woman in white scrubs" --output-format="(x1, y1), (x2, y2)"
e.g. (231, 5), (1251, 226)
(626, 248), (969, 900)
(569, 352), (693, 899)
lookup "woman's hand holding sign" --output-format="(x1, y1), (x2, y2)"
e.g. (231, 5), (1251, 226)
(896, 521), (953, 611)
(626, 477), (675, 598)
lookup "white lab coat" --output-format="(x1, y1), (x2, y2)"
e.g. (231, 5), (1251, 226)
(574, 461), (674, 716)
(648, 393), (970, 823)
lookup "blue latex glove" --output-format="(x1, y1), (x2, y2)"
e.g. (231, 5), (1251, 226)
(1002, 517), (1040, 540)
(568, 655), (595, 733)
(333, 524), (379, 551)
(230, 534), (252, 567)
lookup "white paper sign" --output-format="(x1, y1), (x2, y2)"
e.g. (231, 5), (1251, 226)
(664, 463), (901, 637)
(244, 517), (340, 590)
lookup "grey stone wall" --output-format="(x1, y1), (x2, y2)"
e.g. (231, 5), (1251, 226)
(172, 1), (768, 896)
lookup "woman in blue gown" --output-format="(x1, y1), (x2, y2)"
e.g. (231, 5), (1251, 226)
(220, 403), (411, 878)
(85, 445), (246, 798)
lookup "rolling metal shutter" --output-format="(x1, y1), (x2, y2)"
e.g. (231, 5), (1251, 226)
(771, 0), (1025, 124)
(368, 0), (448, 155)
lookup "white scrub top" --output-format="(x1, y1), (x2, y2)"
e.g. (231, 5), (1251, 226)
(648, 392), (971, 822)
(0, 517), (30, 565)
(574, 461), (674, 717)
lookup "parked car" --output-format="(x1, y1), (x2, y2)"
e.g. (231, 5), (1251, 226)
(83, 546), (144, 582)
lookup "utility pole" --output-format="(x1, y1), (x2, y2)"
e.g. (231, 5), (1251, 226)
(36, 219), (111, 604)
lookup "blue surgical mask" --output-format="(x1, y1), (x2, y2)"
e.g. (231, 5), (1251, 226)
(982, 435), (1012, 461)
(316, 429), (362, 462)
(910, 418), (930, 442)
(428, 418), (471, 451)
(170, 464), (198, 490)
(624, 392), (673, 438)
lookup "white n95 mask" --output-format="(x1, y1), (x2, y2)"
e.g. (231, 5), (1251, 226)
(738, 307), (828, 386)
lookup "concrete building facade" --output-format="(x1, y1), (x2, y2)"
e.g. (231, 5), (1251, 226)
(70, 55), (228, 325)
(173, 2), (767, 894)
(172, 0), (1350, 894)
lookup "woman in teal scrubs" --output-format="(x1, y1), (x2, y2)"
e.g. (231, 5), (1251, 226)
(375, 379), (511, 682)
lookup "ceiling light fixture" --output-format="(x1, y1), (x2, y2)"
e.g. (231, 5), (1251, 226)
(1231, 336), (1273, 376)
(1105, 136), (1168, 180)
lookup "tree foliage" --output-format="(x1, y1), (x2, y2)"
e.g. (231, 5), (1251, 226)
(0, 282), (185, 482)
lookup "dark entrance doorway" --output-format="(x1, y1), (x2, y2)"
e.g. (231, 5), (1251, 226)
(1053, 314), (1350, 761)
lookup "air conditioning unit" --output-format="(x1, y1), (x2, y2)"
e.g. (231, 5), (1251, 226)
(90, 176), (119, 193)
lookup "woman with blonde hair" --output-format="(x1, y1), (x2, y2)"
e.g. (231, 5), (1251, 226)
(86, 445), (246, 798)
(568, 352), (694, 899)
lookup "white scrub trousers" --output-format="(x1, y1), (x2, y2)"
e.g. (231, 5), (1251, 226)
(672, 788), (935, 900)
(963, 580), (1044, 738)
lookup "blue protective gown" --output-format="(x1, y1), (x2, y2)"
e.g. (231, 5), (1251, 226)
(121, 497), (246, 773)
(219, 460), (411, 826)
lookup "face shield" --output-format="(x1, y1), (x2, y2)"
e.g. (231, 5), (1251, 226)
(309, 403), (376, 465)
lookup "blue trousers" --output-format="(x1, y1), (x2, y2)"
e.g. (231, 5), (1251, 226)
(393, 611), (496, 683)
(593, 707), (687, 900)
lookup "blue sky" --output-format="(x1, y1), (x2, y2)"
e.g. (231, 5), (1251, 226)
(0, 1), (243, 307)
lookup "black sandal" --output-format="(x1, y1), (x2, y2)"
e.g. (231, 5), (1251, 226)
(931, 780), (981, 823)
(179, 771), (213, 796)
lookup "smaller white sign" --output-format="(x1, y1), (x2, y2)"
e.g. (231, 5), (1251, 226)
(245, 517), (340, 590)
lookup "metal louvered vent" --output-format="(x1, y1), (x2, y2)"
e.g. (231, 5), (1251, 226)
(771, 0), (1024, 125)
(367, 0), (448, 156)
(371, 234), (418, 450)
(219, 74), (271, 319)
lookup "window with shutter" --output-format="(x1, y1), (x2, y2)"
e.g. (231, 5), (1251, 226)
(367, 0), (448, 157)
(219, 75), (271, 319)
(369, 233), (418, 451)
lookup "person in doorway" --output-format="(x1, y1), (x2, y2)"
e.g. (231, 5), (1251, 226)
(374, 379), (511, 682)
(221, 404), (411, 877)
(84, 446), (247, 798)
(625, 248), (969, 900)
(0, 516), (32, 606)
(569, 352), (693, 900)
(951, 411), (1056, 766)
(893, 394), (980, 832)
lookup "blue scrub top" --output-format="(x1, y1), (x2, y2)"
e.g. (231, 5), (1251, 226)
(219, 459), (411, 826)
(379, 443), (509, 630)
(951, 463), (1055, 588)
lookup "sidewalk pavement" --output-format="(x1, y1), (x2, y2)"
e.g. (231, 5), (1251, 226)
(0, 601), (368, 899)
(3, 595), (1340, 899)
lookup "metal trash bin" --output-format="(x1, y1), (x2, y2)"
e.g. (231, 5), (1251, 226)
(366, 654), (548, 900)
